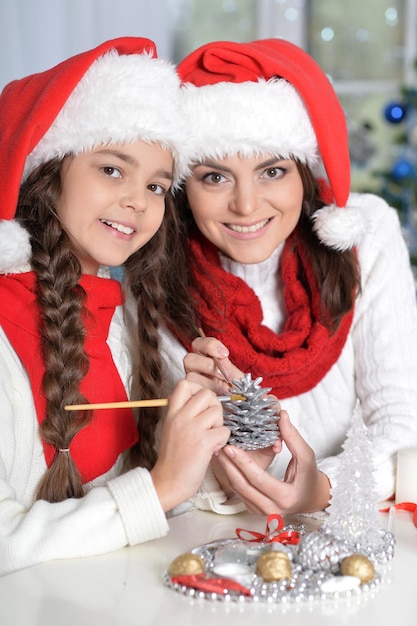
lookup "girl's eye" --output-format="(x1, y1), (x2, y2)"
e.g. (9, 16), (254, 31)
(148, 183), (167, 196)
(202, 172), (227, 184)
(102, 166), (122, 178)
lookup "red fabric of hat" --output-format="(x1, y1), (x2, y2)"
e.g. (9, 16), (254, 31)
(178, 38), (349, 209)
(0, 37), (156, 221)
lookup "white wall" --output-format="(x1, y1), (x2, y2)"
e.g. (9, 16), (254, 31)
(0, 0), (177, 90)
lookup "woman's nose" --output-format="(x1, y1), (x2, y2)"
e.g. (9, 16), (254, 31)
(228, 182), (258, 215)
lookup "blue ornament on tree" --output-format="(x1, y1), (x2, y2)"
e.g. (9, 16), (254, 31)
(391, 157), (414, 181)
(383, 101), (407, 124)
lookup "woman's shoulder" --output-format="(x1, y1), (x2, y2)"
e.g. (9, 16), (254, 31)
(348, 191), (401, 235)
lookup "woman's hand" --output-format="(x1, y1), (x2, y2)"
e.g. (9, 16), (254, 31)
(151, 379), (230, 512)
(213, 410), (331, 515)
(184, 336), (244, 394)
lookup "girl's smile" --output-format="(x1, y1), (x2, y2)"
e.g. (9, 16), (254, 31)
(56, 141), (173, 274)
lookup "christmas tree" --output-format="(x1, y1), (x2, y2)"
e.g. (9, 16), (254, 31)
(373, 59), (417, 274)
(325, 403), (384, 551)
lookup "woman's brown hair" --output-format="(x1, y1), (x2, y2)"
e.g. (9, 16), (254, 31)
(16, 157), (198, 502)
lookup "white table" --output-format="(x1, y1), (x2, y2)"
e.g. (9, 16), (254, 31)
(0, 508), (415, 626)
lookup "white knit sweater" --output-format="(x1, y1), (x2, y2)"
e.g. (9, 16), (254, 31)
(159, 193), (417, 512)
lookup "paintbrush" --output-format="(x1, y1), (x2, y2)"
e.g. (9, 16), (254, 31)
(64, 394), (245, 411)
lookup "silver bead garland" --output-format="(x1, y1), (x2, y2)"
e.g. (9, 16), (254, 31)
(164, 524), (395, 604)
(222, 373), (280, 450)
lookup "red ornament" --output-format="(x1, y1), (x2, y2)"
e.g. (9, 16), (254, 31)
(171, 573), (252, 596)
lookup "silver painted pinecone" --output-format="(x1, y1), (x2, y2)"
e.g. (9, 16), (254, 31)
(222, 373), (280, 450)
(297, 530), (351, 573)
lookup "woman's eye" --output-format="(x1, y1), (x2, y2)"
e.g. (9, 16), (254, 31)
(101, 166), (122, 178)
(263, 167), (284, 179)
(202, 172), (226, 184)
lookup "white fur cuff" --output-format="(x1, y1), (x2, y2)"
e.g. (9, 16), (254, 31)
(0, 220), (31, 273)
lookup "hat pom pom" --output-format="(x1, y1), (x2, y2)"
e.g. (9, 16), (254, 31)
(0, 220), (31, 273)
(312, 200), (367, 251)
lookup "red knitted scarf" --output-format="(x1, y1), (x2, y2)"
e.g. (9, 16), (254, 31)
(187, 232), (354, 399)
(0, 272), (138, 483)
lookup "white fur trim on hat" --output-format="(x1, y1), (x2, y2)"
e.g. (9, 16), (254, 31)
(24, 50), (188, 186)
(0, 220), (31, 273)
(181, 78), (318, 171)
(312, 196), (368, 251)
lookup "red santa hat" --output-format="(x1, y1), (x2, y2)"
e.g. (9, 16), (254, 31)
(178, 38), (366, 251)
(0, 36), (187, 224)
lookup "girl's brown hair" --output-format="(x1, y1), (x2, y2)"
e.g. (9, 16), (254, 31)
(16, 157), (198, 502)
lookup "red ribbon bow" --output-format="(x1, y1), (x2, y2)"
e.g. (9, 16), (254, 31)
(235, 513), (301, 545)
(380, 501), (417, 528)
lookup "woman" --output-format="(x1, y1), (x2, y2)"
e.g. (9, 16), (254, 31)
(159, 38), (417, 516)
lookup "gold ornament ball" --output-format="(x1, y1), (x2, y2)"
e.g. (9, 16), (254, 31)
(168, 553), (206, 577)
(256, 550), (292, 582)
(340, 554), (375, 583)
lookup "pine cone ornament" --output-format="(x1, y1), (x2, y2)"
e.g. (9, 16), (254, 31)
(297, 530), (351, 573)
(222, 374), (280, 450)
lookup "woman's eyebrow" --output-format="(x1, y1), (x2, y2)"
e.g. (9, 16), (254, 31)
(192, 160), (233, 173)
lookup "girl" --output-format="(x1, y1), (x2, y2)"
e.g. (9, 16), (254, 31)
(0, 37), (229, 575)
(159, 38), (417, 516)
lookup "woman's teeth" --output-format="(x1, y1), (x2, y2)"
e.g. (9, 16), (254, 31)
(227, 219), (270, 233)
(101, 219), (134, 235)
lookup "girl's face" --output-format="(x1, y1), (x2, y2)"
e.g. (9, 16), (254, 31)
(185, 154), (304, 264)
(55, 141), (173, 274)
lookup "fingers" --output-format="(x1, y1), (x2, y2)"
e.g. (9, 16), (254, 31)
(183, 352), (228, 393)
(278, 410), (316, 471)
(166, 379), (230, 446)
(185, 336), (244, 387)
(215, 447), (284, 515)
(167, 379), (219, 415)
(191, 336), (229, 360)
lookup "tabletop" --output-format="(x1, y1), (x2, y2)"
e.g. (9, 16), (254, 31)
(0, 507), (416, 626)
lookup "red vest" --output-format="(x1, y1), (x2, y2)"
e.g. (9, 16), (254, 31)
(0, 272), (138, 483)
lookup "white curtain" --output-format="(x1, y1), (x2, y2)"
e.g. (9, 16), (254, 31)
(0, 0), (177, 90)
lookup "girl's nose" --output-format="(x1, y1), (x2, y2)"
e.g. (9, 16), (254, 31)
(120, 181), (147, 212)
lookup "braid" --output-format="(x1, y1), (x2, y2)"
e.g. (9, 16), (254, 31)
(17, 159), (93, 502)
(124, 192), (199, 470)
(124, 225), (165, 470)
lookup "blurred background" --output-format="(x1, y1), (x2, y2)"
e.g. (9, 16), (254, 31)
(1, 0), (417, 268)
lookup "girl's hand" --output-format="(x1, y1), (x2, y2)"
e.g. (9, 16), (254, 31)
(213, 410), (331, 515)
(183, 336), (244, 394)
(151, 379), (230, 511)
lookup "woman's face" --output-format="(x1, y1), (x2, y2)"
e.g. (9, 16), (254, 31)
(55, 141), (173, 274)
(185, 154), (304, 264)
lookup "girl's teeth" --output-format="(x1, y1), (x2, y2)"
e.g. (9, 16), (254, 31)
(101, 220), (134, 235)
(227, 219), (269, 233)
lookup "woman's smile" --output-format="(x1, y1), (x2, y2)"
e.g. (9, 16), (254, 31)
(186, 154), (303, 264)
